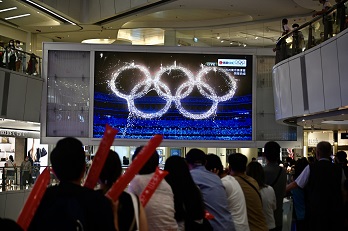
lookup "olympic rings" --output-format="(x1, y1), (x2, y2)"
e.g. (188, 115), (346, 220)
(108, 63), (237, 119)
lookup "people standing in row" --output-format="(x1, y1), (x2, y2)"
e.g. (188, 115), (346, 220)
(128, 147), (178, 231)
(99, 150), (148, 231)
(286, 141), (345, 231)
(20, 156), (31, 189)
(246, 161), (277, 231)
(290, 157), (309, 231)
(263, 141), (287, 231)
(186, 148), (235, 231)
(15, 40), (23, 72)
(3, 40), (16, 71)
(164, 156), (212, 231)
(313, 0), (334, 40)
(228, 153), (268, 231)
(28, 137), (116, 231)
(205, 154), (249, 231)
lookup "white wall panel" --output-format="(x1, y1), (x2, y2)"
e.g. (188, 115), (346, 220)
(321, 40), (341, 110)
(47, 51), (90, 78)
(278, 62), (293, 118)
(337, 31), (348, 106)
(4, 191), (25, 220)
(7, 73), (27, 120)
(272, 68), (282, 120)
(305, 48), (325, 113)
(288, 58), (304, 116)
(24, 78), (43, 122)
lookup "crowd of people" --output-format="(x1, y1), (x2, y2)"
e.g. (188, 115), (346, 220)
(0, 39), (39, 76)
(274, 0), (348, 63)
(1, 138), (348, 231)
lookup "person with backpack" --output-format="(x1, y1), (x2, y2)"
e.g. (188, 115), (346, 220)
(28, 137), (116, 231)
(263, 141), (287, 231)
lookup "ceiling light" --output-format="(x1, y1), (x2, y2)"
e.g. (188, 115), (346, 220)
(230, 42), (233, 45)
(23, 0), (76, 25)
(243, 44), (246, 47)
(81, 39), (116, 44)
(5, 13), (30, 20)
(221, 40), (224, 43)
(0, 7), (17, 12)
(217, 36), (220, 40)
(255, 37), (259, 39)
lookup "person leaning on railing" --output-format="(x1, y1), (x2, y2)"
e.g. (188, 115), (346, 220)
(313, 0), (334, 41)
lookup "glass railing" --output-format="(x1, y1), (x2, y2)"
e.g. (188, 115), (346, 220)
(0, 44), (42, 77)
(275, 0), (348, 64)
(0, 165), (131, 192)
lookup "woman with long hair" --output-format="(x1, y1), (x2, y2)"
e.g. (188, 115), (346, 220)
(164, 156), (211, 231)
(246, 161), (276, 231)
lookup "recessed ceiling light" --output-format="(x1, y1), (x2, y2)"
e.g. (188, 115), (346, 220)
(5, 13), (30, 20)
(0, 7), (17, 12)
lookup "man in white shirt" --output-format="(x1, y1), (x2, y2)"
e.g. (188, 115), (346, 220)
(128, 146), (178, 231)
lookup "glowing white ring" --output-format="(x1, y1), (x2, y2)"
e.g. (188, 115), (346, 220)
(153, 66), (194, 99)
(109, 63), (238, 119)
(109, 64), (151, 100)
(196, 67), (237, 102)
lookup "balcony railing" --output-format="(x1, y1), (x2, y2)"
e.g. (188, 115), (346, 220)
(275, 0), (348, 64)
(0, 44), (42, 77)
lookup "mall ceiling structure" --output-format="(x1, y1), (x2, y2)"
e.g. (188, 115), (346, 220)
(1, 0), (347, 132)
(0, 0), (323, 47)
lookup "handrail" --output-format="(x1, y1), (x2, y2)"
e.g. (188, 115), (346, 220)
(275, 0), (348, 63)
(0, 44), (42, 77)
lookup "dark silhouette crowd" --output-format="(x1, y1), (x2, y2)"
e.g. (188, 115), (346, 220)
(1, 138), (347, 231)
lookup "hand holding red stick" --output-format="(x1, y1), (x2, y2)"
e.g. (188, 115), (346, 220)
(17, 167), (51, 231)
(84, 124), (118, 189)
(106, 134), (163, 202)
(140, 167), (168, 207)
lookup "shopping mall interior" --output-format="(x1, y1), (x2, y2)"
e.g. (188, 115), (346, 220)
(0, 0), (348, 228)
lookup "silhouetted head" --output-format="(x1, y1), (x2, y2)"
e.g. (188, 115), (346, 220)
(282, 18), (288, 25)
(316, 141), (332, 159)
(50, 137), (85, 182)
(228, 153), (248, 174)
(246, 161), (266, 188)
(132, 146), (159, 174)
(9, 155), (14, 162)
(335, 151), (347, 164)
(264, 141), (281, 163)
(205, 154), (224, 176)
(99, 150), (122, 188)
(185, 148), (206, 166)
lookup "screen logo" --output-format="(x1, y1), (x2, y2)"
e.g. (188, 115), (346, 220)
(218, 59), (247, 67)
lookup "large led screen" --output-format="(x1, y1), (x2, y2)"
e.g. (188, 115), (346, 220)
(93, 51), (253, 141)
